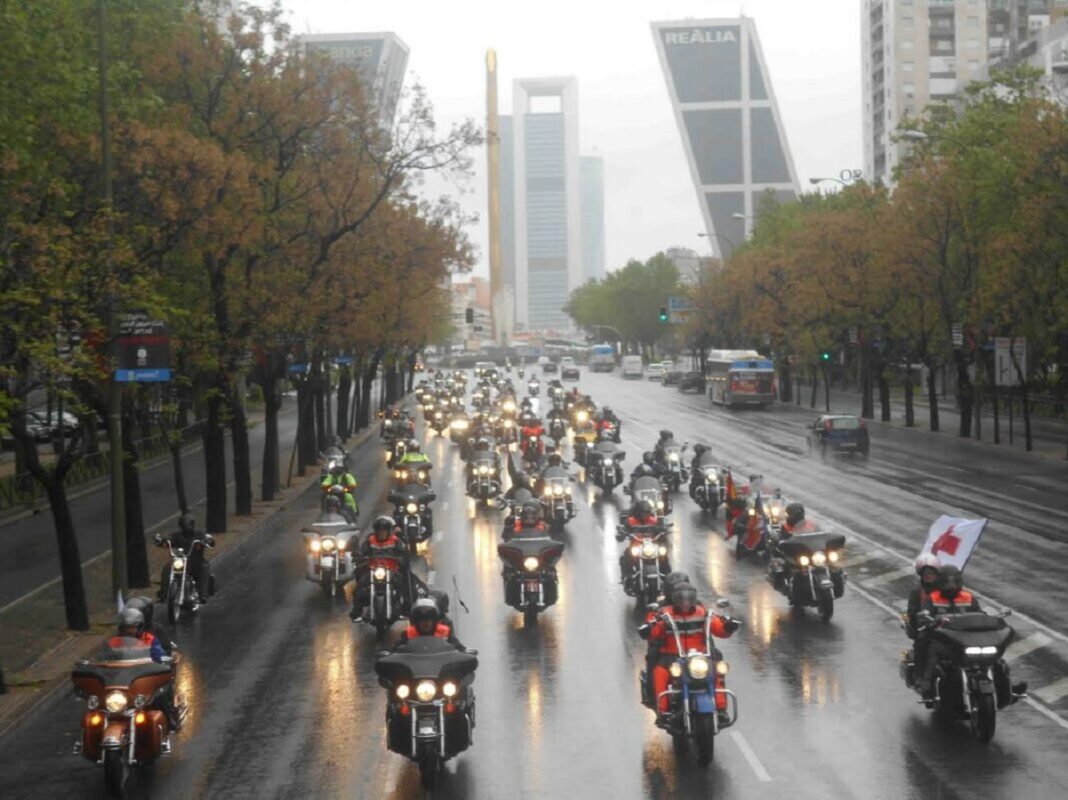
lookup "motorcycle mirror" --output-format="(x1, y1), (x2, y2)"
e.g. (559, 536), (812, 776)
(1000, 607), (1014, 618)
(376, 650), (391, 658)
(465, 648), (479, 656)
(647, 602), (660, 613)
(153, 533), (164, 546)
(715, 598), (731, 609)
(204, 534), (216, 547)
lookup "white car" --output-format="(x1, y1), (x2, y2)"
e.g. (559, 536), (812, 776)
(646, 363), (665, 381)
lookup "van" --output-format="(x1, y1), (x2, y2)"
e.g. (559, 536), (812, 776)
(621, 355), (643, 379)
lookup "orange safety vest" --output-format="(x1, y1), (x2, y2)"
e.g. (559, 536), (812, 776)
(404, 623), (450, 640)
(926, 588), (976, 615)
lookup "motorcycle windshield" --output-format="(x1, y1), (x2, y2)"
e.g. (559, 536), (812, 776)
(498, 536), (565, 569)
(632, 477), (662, 495)
(779, 532), (846, 559)
(933, 613), (1013, 652)
(375, 637), (479, 686)
(73, 639), (171, 687)
(542, 466), (569, 481)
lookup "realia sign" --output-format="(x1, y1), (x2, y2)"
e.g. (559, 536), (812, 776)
(664, 28), (737, 45)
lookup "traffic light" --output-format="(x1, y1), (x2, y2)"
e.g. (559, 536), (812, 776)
(465, 307), (474, 324)
(658, 307), (668, 323)
(820, 351), (831, 362)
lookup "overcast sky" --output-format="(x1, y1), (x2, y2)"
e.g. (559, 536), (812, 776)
(281, 1), (863, 277)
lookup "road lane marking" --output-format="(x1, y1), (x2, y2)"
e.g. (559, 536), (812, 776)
(427, 570), (436, 585)
(849, 581), (903, 619)
(1034, 678), (1068, 705)
(731, 731), (772, 782)
(1022, 696), (1068, 731)
(858, 566), (914, 589)
(1004, 633), (1053, 663)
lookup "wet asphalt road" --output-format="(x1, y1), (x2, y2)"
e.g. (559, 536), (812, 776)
(2, 370), (1068, 799)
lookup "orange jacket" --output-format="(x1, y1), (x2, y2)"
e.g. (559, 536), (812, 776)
(925, 589), (980, 615)
(403, 623), (451, 640)
(648, 606), (730, 656)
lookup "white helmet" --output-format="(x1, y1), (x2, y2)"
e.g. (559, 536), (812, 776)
(914, 552), (942, 577)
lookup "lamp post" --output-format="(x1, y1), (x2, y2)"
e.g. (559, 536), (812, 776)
(698, 231), (736, 256)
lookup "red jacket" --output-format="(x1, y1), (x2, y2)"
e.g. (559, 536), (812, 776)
(514, 520), (546, 534)
(648, 605), (730, 656)
(365, 534), (405, 572)
(925, 589), (980, 615)
(627, 514), (659, 528)
(404, 623), (451, 640)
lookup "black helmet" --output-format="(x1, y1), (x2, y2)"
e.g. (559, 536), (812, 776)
(642, 451), (655, 466)
(664, 571), (691, 590)
(671, 582), (698, 612)
(785, 502), (805, 525)
(179, 513), (196, 535)
(634, 500), (653, 517)
(324, 494), (342, 513)
(602, 406), (613, 416)
(693, 443), (708, 456)
(520, 499), (542, 525)
(938, 565), (963, 600)
(635, 464), (654, 477)
(407, 439), (421, 453)
(410, 598), (442, 635)
(429, 588), (451, 616)
(117, 606), (145, 638)
(659, 429), (673, 440)
(125, 595), (155, 630)
(547, 453), (563, 467)
(372, 515), (394, 538)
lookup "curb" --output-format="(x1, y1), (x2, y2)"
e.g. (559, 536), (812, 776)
(0, 424), (375, 743)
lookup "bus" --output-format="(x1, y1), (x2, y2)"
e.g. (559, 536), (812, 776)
(706, 350), (776, 407)
(588, 344), (615, 372)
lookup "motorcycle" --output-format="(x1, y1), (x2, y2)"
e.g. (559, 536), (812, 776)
(448, 414), (471, 444)
(494, 415), (517, 445)
(588, 443), (625, 494)
(527, 378), (540, 397)
(640, 599), (740, 766)
(626, 475), (672, 527)
(391, 484), (437, 554)
(899, 609), (1026, 743)
(732, 495), (771, 560)
(304, 524), (355, 600)
(547, 415), (567, 446)
(521, 431), (544, 466)
(357, 557), (408, 638)
(658, 442), (689, 493)
(467, 455), (502, 507)
(374, 637), (479, 790)
(154, 534), (214, 626)
(430, 408), (449, 435)
(600, 418), (621, 444)
(393, 463), (432, 490)
(765, 531), (846, 621)
(690, 463), (727, 514)
(539, 466), (575, 528)
(762, 489), (788, 538)
(498, 533), (565, 626)
(320, 446), (349, 477)
(618, 524), (671, 606)
(384, 437), (409, 467)
(72, 639), (184, 798)
(322, 483), (359, 525)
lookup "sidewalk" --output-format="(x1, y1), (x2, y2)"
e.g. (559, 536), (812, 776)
(788, 381), (1068, 461)
(0, 424), (369, 740)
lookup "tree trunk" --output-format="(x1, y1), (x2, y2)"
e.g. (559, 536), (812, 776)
(953, 350), (973, 438)
(823, 364), (831, 412)
(313, 363), (327, 455)
(904, 365), (915, 427)
(230, 382), (252, 516)
(779, 362), (793, 403)
(809, 366), (818, 409)
(260, 374), (280, 501)
(926, 367), (940, 432)
(120, 422), (149, 588)
(877, 369), (891, 423)
(860, 347), (874, 419)
(170, 439), (189, 514)
(336, 364), (352, 441)
(202, 390), (228, 533)
(84, 414), (100, 455)
(296, 378), (315, 474)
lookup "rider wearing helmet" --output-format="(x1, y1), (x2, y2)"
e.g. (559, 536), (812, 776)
(111, 607), (165, 662)
(427, 588), (466, 649)
(390, 599), (455, 650)
(118, 598), (182, 729)
(321, 460), (359, 521)
(350, 516), (410, 621)
(914, 564), (982, 696)
(654, 429), (675, 463)
(157, 512), (214, 605)
(906, 553), (942, 638)
(511, 499), (545, 536)
(626, 499), (658, 529)
(780, 502), (817, 537)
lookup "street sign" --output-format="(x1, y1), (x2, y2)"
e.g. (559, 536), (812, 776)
(667, 295), (695, 324)
(994, 337), (1027, 387)
(952, 322), (963, 349)
(115, 313), (170, 383)
(333, 356), (354, 365)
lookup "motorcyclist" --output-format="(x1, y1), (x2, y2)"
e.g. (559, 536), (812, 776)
(595, 406), (620, 440)
(644, 583), (738, 724)
(905, 553), (942, 639)
(618, 499), (659, 539)
(653, 429), (676, 463)
(915, 564), (981, 697)
(630, 451), (664, 481)
(118, 599), (183, 730)
(505, 499), (546, 540)
(322, 436), (349, 473)
(397, 441), (432, 472)
(780, 502), (818, 537)
(428, 588), (465, 648)
(350, 516), (411, 621)
(156, 512), (214, 605)
(617, 499), (669, 581)
(730, 495), (768, 549)
(391, 598), (465, 651)
(520, 416), (545, 459)
(321, 461), (359, 522)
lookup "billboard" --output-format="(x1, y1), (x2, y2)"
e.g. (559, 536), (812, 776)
(652, 19), (799, 258)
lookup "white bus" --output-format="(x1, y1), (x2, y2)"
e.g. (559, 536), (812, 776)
(588, 344), (615, 372)
(706, 350), (776, 407)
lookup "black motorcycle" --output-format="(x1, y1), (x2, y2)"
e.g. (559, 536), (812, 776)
(539, 465), (575, 528)
(900, 610), (1025, 743)
(390, 484), (436, 554)
(588, 442), (625, 494)
(374, 637), (479, 790)
(625, 475), (671, 527)
(498, 533), (565, 626)
(467, 454), (502, 507)
(690, 461), (726, 513)
(657, 442), (689, 493)
(766, 531), (846, 621)
(154, 533), (215, 625)
(547, 415), (567, 446)
(617, 524), (671, 606)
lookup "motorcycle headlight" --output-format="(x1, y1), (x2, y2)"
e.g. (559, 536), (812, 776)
(479, 465), (488, 475)
(577, 411), (588, 422)
(552, 484), (563, 496)
(656, 501), (665, 511)
(964, 646), (999, 656)
(602, 458), (612, 466)
(747, 508), (755, 516)
(442, 681), (458, 698)
(504, 401), (516, 413)
(641, 541), (657, 558)
(799, 555), (811, 567)
(828, 550), (839, 563)
(395, 684), (410, 700)
(688, 656), (710, 680)
(105, 691), (128, 714)
(434, 412), (443, 419)
(543, 486), (552, 497)
(416, 681), (436, 702)
(504, 420), (513, 428)
(716, 660), (729, 676)
(707, 474), (718, 483)
(669, 662), (683, 678)
(406, 502), (418, 514)
(669, 452), (679, 462)
(373, 566), (387, 581)
(523, 556), (539, 571)
(812, 551), (827, 567)
(658, 545), (668, 557)
(321, 538), (335, 551)
(418, 471), (427, 481)
(87, 695), (100, 710)
(394, 470), (403, 479)
(630, 545), (641, 557)
(451, 420), (468, 430)
(385, 452), (393, 463)
(310, 539), (321, 553)
(172, 557), (185, 571)
(337, 539), (346, 550)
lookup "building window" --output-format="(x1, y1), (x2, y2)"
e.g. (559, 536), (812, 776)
(934, 39), (953, 51)
(902, 61), (915, 72)
(903, 82), (916, 97)
(902, 40), (915, 50)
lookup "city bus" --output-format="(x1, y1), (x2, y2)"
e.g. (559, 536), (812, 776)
(706, 350), (776, 408)
(588, 344), (616, 372)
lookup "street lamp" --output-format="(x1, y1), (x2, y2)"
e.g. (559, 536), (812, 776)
(731, 212), (752, 221)
(900, 128), (970, 151)
(698, 231), (736, 254)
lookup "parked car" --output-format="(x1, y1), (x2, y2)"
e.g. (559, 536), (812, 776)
(677, 371), (706, 393)
(646, 363), (665, 381)
(662, 368), (683, 387)
(806, 414), (870, 459)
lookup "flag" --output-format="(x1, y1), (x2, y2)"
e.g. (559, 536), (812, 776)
(725, 469), (737, 502)
(919, 515), (988, 571)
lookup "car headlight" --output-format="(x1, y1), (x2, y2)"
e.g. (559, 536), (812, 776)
(105, 691), (128, 713)
(523, 556), (539, 571)
(172, 557), (185, 571)
(669, 662), (683, 678)
(406, 502), (418, 514)
(373, 566), (387, 581)
(716, 660), (729, 676)
(828, 550), (839, 563)
(602, 458), (612, 466)
(799, 555), (811, 567)
(416, 681), (436, 702)
(443, 681), (458, 698)
(812, 551), (828, 566)
(321, 538), (335, 551)
(395, 684), (410, 700)
(688, 656), (710, 680)
(553, 484), (563, 496)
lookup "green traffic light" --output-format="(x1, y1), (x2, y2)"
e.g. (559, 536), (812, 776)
(658, 307), (668, 322)
(821, 351), (831, 361)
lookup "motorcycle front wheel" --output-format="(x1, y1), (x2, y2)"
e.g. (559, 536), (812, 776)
(524, 601), (538, 628)
(973, 693), (997, 744)
(818, 593), (835, 622)
(103, 748), (129, 798)
(694, 714), (716, 766)
(419, 754), (440, 790)
(167, 582), (181, 625)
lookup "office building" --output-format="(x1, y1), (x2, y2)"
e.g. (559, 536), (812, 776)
(651, 18), (800, 258)
(513, 77), (583, 332)
(298, 32), (409, 125)
(580, 156), (606, 283)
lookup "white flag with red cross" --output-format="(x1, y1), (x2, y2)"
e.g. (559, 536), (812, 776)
(918, 515), (988, 571)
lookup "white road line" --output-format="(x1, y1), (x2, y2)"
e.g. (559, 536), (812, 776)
(427, 570), (436, 585)
(731, 731), (772, 782)
(442, 501), (449, 511)
(849, 581), (903, 619)
(1034, 677), (1068, 705)
(858, 566), (914, 589)
(1005, 633), (1053, 663)
(1023, 696), (1068, 731)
